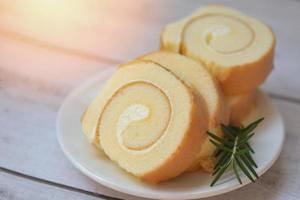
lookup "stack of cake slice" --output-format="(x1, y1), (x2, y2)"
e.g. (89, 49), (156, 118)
(161, 4), (275, 125)
(81, 5), (275, 183)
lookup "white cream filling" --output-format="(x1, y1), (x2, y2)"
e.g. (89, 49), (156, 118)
(207, 25), (231, 37)
(116, 104), (149, 150)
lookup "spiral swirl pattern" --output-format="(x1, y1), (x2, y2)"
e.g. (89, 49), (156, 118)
(161, 5), (275, 95)
(83, 61), (207, 182)
(139, 51), (229, 172)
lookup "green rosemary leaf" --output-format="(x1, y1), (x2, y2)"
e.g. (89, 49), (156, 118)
(228, 125), (240, 131)
(220, 124), (236, 139)
(236, 148), (249, 156)
(233, 160), (242, 184)
(244, 152), (258, 168)
(235, 156), (255, 182)
(214, 151), (229, 167)
(208, 118), (262, 186)
(239, 128), (252, 141)
(239, 133), (255, 145)
(209, 139), (233, 152)
(240, 155), (259, 178)
(213, 152), (231, 172)
(245, 142), (255, 154)
(227, 125), (240, 136)
(207, 131), (231, 145)
(210, 162), (231, 186)
(242, 117), (264, 135)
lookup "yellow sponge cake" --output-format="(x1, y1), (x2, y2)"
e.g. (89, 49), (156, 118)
(161, 5), (275, 95)
(83, 61), (208, 182)
(226, 91), (257, 126)
(138, 51), (229, 172)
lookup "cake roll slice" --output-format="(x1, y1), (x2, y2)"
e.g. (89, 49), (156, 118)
(82, 61), (208, 182)
(139, 51), (229, 172)
(161, 4), (275, 95)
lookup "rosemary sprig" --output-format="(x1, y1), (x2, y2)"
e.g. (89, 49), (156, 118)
(208, 118), (264, 186)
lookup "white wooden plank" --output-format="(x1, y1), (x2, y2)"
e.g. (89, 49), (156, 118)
(0, 0), (299, 99)
(0, 77), (299, 199)
(0, 170), (107, 200)
(0, 1), (299, 199)
(0, 84), (145, 200)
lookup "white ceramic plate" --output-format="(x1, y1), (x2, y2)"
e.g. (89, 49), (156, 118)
(57, 68), (285, 200)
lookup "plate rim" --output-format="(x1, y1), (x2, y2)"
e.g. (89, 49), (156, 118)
(57, 69), (285, 200)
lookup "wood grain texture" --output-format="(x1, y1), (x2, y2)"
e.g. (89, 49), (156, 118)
(0, 0), (299, 199)
(0, 170), (109, 200)
(0, 77), (299, 199)
(0, 83), (143, 200)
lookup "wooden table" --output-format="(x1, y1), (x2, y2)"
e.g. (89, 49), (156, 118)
(0, 0), (299, 199)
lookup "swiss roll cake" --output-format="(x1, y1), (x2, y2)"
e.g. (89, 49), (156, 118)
(82, 61), (208, 183)
(161, 4), (275, 95)
(80, 4), (276, 183)
(138, 51), (229, 172)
